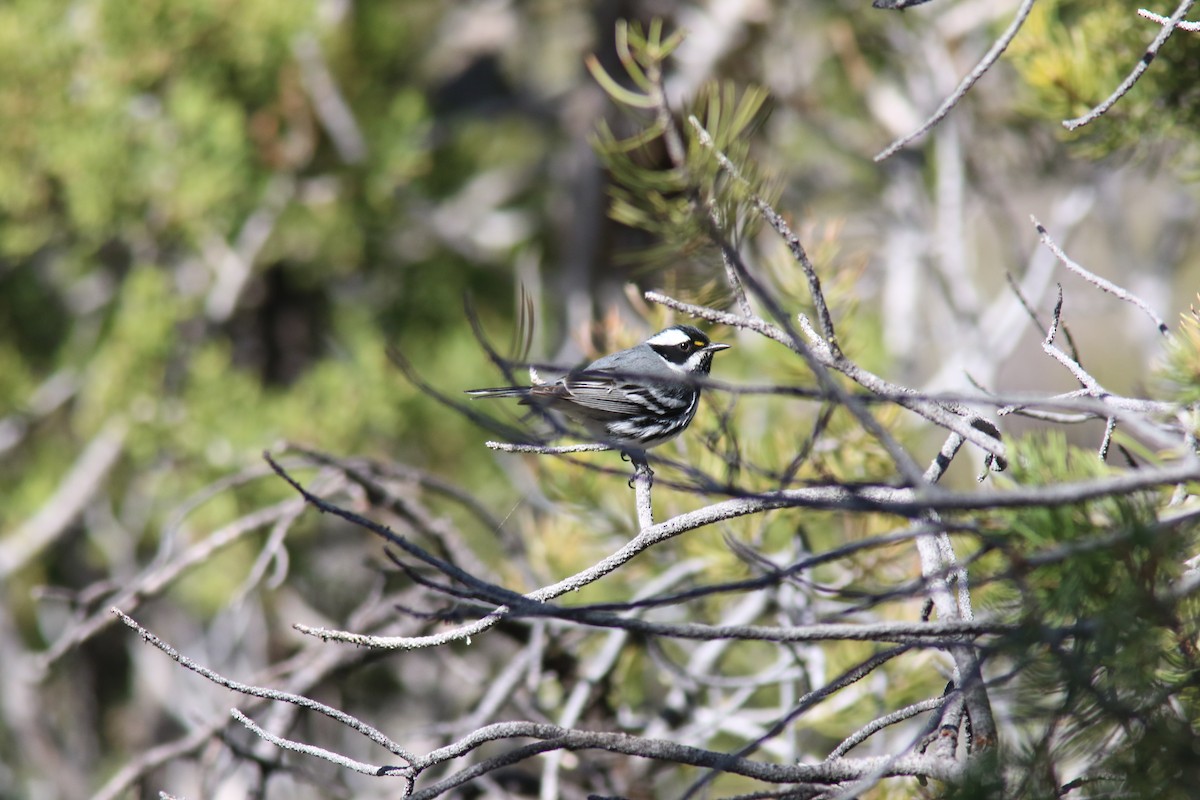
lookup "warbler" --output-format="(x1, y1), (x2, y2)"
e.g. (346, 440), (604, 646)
(467, 324), (729, 451)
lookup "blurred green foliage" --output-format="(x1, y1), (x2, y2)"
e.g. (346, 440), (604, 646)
(0, 0), (559, 637)
(1158, 296), (1200, 406)
(977, 432), (1200, 798)
(3, 3), (1200, 797)
(1009, 0), (1200, 159)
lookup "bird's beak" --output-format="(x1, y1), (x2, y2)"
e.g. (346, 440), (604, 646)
(705, 342), (731, 352)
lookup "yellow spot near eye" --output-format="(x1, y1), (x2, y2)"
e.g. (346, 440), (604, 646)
(694, 341), (705, 347)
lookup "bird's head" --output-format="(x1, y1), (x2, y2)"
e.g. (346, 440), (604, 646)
(645, 325), (731, 376)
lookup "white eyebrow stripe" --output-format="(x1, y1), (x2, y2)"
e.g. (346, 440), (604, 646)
(646, 328), (693, 347)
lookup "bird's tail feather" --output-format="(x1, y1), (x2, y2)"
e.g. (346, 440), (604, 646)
(465, 386), (530, 399)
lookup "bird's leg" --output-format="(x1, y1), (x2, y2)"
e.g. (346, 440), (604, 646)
(622, 449), (653, 488)
(623, 449), (655, 529)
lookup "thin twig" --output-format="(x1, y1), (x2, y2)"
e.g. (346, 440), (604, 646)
(290, 445), (509, 535)
(872, 0), (937, 8)
(640, 105), (930, 486)
(35, 488), (320, 677)
(924, 431), (965, 486)
(388, 345), (538, 444)
(485, 441), (612, 454)
(292, 34), (367, 163)
(1003, 267), (1082, 364)
(689, 116), (840, 354)
(1138, 7), (1200, 31)
(232, 709), (410, 779)
(407, 722), (963, 800)
(828, 697), (946, 759)
(678, 647), (914, 799)
(649, 291), (1010, 464)
(111, 608), (416, 762)
(874, 0), (1038, 161)
(92, 721), (227, 800)
(303, 593), (1016, 648)
(912, 428), (996, 750)
(279, 453), (1200, 651)
(1032, 215), (1168, 334)
(1041, 288), (1102, 393)
(1064, 0), (1197, 130)
(540, 559), (707, 800)
(0, 419), (127, 578)
(90, 537), (394, 800)
(1098, 416), (1118, 462)
(720, 244), (754, 318)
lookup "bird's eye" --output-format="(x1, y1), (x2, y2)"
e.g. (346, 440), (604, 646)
(679, 342), (691, 352)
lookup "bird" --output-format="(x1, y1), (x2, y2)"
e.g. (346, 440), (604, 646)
(466, 324), (730, 453)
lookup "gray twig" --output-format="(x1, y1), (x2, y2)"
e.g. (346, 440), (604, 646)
(232, 709), (410, 778)
(1138, 7), (1200, 30)
(35, 483), (322, 678)
(292, 34), (368, 163)
(874, 0), (1038, 161)
(281, 451), (1200, 651)
(0, 419), (127, 579)
(689, 116), (839, 353)
(679, 646), (917, 799)
(111, 608), (416, 762)
(485, 441), (612, 454)
(828, 696), (946, 759)
(1041, 288), (1104, 394)
(408, 722), (962, 800)
(113, 605), (971, 797)
(650, 291), (1009, 464)
(1063, 0), (1197, 130)
(1032, 216), (1168, 334)
(1099, 416), (1119, 462)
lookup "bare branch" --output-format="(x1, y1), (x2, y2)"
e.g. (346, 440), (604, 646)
(719, 243), (754, 318)
(0, 419), (126, 579)
(1138, 7), (1200, 31)
(648, 291), (1010, 464)
(689, 116), (836, 349)
(203, 175), (295, 322)
(1032, 215), (1169, 334)
(275, 445), (1197, 657)
(874, 0), (1038, 161)
(292, 34), (368, 164)
(541, 559), (708, 798)
(828, 696), (947, 759)
(92, 722), (226, 800)
(1064, 0), (1197, 130)
(232, 709), (411, 780)
(485, 441), (612, 454)
(872, 0), (937, 9)
(107, 606), (976, 797)
(1099, 415), (1118, 462)
(35, 484), (320, 677)
(408, 721), (963, 800)
(111, 608), (416, 762)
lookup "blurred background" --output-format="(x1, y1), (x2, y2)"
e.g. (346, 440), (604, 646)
(1, 0), (1198, 797)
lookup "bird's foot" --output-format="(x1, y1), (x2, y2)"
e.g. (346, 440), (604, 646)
(623, 450), (653, 489)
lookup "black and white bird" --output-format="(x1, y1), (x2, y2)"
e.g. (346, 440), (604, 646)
(467, 324), (730, 452)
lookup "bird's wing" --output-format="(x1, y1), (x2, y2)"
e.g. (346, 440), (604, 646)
(531, 371), (683, 419)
